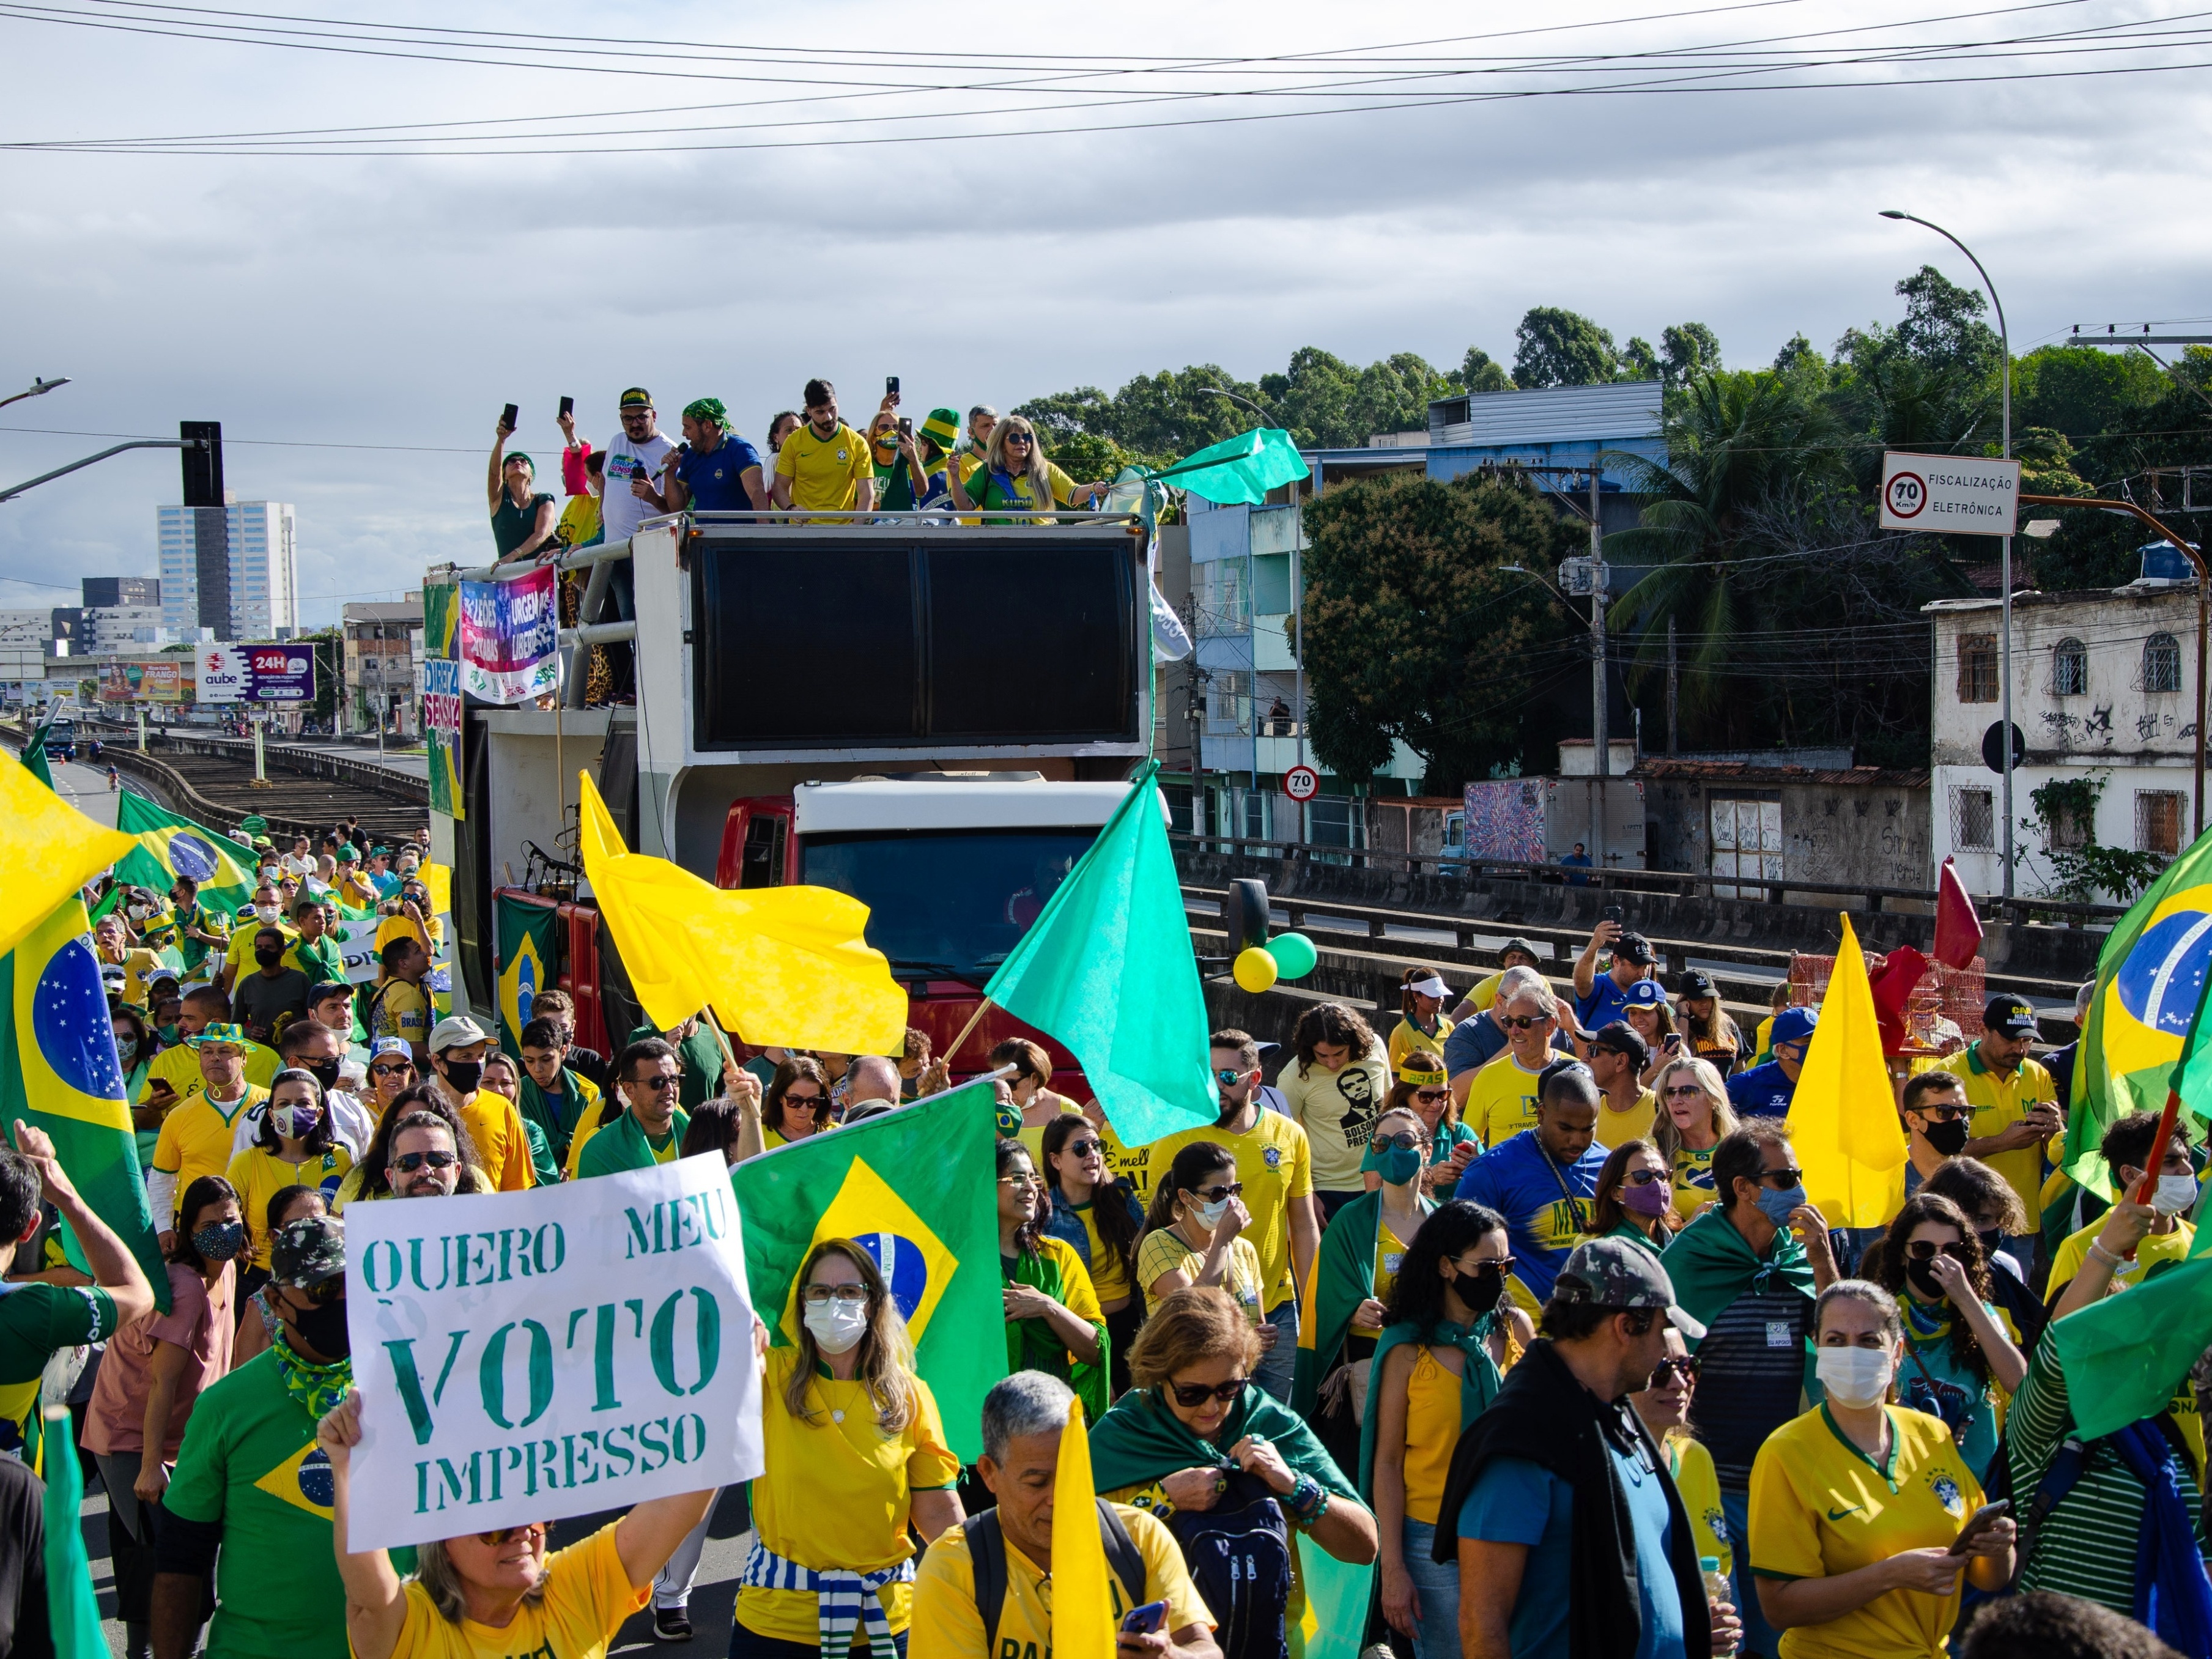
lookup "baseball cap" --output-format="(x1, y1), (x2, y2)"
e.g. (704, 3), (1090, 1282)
(1613, 931), (1656, 967)
(1551, 1238), (1707, 1340)
(1589, 1021), (1650, 1068)
(1407, 972), (1451, 1000)
(1500, 937), (1542, 963)
(620, 386), (654, 409)
(1680, 969), (1717, 997)
(1984, 994), (2039, 1037)
(1622, 979), (1668, 1010)
(428, 1014), (492, 1054)
(271, 1214), (344, 1290)
(369, 1036), (413, 1062)
(337, 844), (359, 862)
(1770, 1007), (1819, 1047)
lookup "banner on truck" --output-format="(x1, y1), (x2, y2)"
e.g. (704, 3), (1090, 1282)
(342, 1155), (762, 1551)
(422, 658), (463, 820)
(459, 566), (560, 704)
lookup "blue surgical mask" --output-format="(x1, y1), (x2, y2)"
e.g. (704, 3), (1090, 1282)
(1755, 1183), (1807, 1225)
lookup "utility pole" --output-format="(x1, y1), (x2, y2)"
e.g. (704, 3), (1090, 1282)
(1666, 615), (1679, 755)
(1590, 467), (1608, 871)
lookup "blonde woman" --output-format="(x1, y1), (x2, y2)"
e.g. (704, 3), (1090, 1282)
(945, 415), (1109, 523)
(1651, 1057), (1737, 1222)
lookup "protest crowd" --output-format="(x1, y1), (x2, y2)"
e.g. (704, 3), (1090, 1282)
(0, 380), (2203, 1659)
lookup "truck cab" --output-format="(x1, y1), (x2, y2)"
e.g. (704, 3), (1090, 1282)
(437, 509), (1154, 1086)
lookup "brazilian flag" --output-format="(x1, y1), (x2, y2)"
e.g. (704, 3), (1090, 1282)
(0, 899), (168, 1310)
(496, 894), (560, 1059)
(2067, 821), (2212, 1197)
(114, 793), (257, 918)
(733, 1079), (1005, 1461)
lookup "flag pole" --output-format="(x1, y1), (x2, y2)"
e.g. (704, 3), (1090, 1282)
(2123, 1090), (2184, 1262)
(944, 997), (996, 1068)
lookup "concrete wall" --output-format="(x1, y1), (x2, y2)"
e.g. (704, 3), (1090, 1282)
(1644, 777), (1933, 893)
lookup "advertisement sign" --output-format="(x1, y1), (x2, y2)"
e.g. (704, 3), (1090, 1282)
(1879, 452), (2021, 535)
(198, 644), (248, 704)
(421, 657), (464, 821)
(342, 1155), (762, 1550)
(244, 643), (314, 702)
(459, 566), (560, 704)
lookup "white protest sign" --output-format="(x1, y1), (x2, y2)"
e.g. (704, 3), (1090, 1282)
(1879, 451), (2021, 535)
(342, 1153), (762, 1551)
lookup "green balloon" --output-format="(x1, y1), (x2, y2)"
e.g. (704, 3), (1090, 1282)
(1267, 931), (1318, 980)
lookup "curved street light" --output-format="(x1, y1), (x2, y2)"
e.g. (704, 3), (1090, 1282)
(0, 377), (69, 415)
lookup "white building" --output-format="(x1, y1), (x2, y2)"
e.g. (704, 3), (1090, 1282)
(83, 606), (171, 651)
(1925, 579), (2200, 895)
(157, 497), (298, 640)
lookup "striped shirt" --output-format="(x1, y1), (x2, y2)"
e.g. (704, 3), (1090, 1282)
(2008, 1334), (2208, 1614)
(1695, 1282), (1813, 1490)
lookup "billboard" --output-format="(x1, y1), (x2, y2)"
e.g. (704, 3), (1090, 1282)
(198, 644), (248, 703)
(97, 660), (194, 704)
(243, 643), (314, 702)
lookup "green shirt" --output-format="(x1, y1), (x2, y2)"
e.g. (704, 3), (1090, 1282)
(284, 933), (346, 988)
(625, 1022), (723, 1111)
(0, 1280), (117, 1465)
(163, 1348), (346, 1659)
(491, 489), (555, 558)
(576, 1107), (690, 1179)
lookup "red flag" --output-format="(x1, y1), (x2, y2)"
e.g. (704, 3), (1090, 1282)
(1868, 945), (1929, 1057)
(1934, 857), (1984, 970)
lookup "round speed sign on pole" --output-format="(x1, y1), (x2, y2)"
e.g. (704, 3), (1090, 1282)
(1283, 764), (1320, 802)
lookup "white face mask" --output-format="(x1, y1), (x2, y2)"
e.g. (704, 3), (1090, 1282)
(2153, 1173), (2201, 1217)
(1194, 1195), (1230, 1228)
(803, 1298), (870, 1356)
(256, 906), (280, 923)
(1815, 1345), (1895, 1410)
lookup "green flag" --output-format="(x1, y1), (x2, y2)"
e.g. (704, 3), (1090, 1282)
(497, 894), (561, 1059)
(0, 898), (168, 1310)
(1147, 427), (1311, 507)
(41, 1406), (103, 1659)
(113, 793), (258, 918)
(733, 1079), (1005, 1462)
(2065, 823), (2212, 1198)
(983, 761), (1217, 1148)
(18, 713), (53, 793)
(2050, 1240), (2212, 1440)
(1290, 1534), (1375, 1659)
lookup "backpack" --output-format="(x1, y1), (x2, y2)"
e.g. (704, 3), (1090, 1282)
(1161, 1469), (1294, 1659)
(966, 1501), (1148, 1657)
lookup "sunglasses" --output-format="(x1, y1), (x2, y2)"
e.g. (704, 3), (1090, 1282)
(1903, 1240), (1975, 1263)
(1168, 1377), (1248, 1406)
(1648, 1356), (1700, 1388)
(1501, 1015), (1548, 1031)
(393, 1149), (459, 1173)
(801, 1283), (869, 1305)
(1754, 1167), (1807, 1188)
(1213, 1068), (1249, 1088)
(1063, 1138), (1103, 1158)
(1623, 1168), (1666, 1186)
(475, 1522), (547, 1546)
(1413, 1088), (1449, 1104)
(1663, 1084), (1706, 1098)
(630, 1074), (681, 1093)
(370, 1063), (412, 1078)
(1004, 433), (1035, 446)
(1193, 1181), (1243, 1202)
(1912, 1105), (1972, 1123)
(783, 1091), (825, 1106)
(1373, 1131), (1426, 1152)
(1451, 1252), (1514, 1276)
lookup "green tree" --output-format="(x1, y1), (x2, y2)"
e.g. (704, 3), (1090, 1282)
(1300, 468), (1583, 787)
(1622, 338), (1660, 382)
(1660, 323), (1723, 390)
(1454, 347), (1514, 394)
(1513, 307), (1619, 388)
(297, 626), (342, 724)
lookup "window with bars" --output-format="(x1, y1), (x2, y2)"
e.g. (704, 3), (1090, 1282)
(1957, 634), (1999, 703)
(2051, 638), (2087, 696)
(1204, 670), (1251, 734)
(2144, 633), (2182, 694)
(1192, 560), (1249, 637)
(1951, 787), (1996, 851)
(2137, 790), (2186, 855)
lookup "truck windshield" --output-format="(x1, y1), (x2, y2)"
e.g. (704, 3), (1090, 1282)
(801, 828), (1097, 984)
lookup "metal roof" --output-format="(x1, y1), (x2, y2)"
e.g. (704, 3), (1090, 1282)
(1427, 382), (1664, 448)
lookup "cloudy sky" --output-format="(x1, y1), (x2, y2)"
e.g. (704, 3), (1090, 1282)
(0, 0), (2206, 629)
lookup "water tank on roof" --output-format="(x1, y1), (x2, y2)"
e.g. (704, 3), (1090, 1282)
(2136, 540), (2199, 585)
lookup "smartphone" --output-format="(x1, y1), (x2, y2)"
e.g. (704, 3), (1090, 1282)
(886, 375), (901, 399)
(1602, 905), (1623, 925)
(899, 416), (912, 437)
(1947, 1499), (2011, 1556)
(1120, 1601), (1168, 1636)
(501, 403), (519, 431)
(558, 395), (574, 419)
(1664, 1033), (1684, 1052)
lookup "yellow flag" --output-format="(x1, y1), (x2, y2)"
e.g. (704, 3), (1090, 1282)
(1792, 912), (1906, 1227)
(0, 752), (135, 964)
(575, 771), (906, 1053)
(1051, 1397), (1116, 1659)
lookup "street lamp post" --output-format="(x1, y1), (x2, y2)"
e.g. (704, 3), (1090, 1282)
(1881, 210), (2015, 895)
(0, 377), (68, 415)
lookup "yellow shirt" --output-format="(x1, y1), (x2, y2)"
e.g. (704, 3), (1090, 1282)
(456, 1089), (536, 1192)
(1402, 1343), (1463, 1525)
(1131, 1110), (1314, 1310)
(736, 1347), (962, 1644)
(1134, 1228), (1265, 1325)
(372, 979), (431, 1051)
(1467, 970), (1509, 1013)
(1929, 1044), (2057, 1229)
(774, 421), (873, 517)
(222, 922), (295, 979)
(1071, 1200), (1133, 1304)
(1748, 1405), (1983, 1659)
(1594, 1088), (1659, 1150)
(1467, 1052), (1547, 1149)
(1670, 1434), (1733, 1581)
(1671, 1142), (1721, 1222)
(1389, 1014), (1457, 1072)
(387, 1521), (644, 1659)
(139, 1040), (281, 1107)
(151, 1088), (270, 1194)
(910, 1501), (1211, 1659)
(374, 912), (445, 960)
(101, 947), (167, 1009)
(1352, 1216), (1415, 1339)
(1015, 1098), (1085, 1170)
(224, 1144), (353, 1268)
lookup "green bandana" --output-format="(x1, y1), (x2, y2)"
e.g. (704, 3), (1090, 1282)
(1657, 1203), (1816, 1337)
(272, 1328), (353, 1423)
(683, 396), (728, 427)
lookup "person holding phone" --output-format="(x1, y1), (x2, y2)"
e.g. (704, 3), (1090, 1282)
(487, 410), (557, 563)
(1747, 1281), (2014, 1654)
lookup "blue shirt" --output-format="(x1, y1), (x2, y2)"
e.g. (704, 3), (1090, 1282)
(1457, 1444), (1684, 1659)
(1454, 1129), (1607, 1304)
(676, 434), (765, 510)
(1576, 972), (1648, 1031)
(1725, 1058), (1797, 1118)
(1559, 852), (1592, 888)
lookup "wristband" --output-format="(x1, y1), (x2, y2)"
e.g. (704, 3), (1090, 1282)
(2086, 1240), (2127, 1270)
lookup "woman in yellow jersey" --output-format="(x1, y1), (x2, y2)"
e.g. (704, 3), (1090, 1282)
(1652, 1057), (1737, 1224)
(1040, 1114), (1146, 1395)
(1364, 1200), (1528, 1659)
(944, 415), (1110, 525)
(1589, 1139), (1677, 1256)
(224, 1069), (352, 1284)
(1629, 1327), (1733, 1592)
(364, 1039), (419, 1124)
(998, 1140), (1111, 1421)
(1388, 970), (1459, 1073)
(992, 1038), (1086, 1165)
(761, 1056), (834, 1151)
(320, 1388), (720, 1659)
(1748, 1282), (2016, 1657)
(730, 1239), (963, 1658)
(1378, 1052), (1478, 1197)
(1136, 1142), (1270, 1333)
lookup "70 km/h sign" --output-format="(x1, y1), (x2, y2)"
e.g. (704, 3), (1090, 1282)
(1283, 764), (1320, 802)
(1879, 452), (2021, 536)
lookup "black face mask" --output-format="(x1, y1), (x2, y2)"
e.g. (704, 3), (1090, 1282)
(1920, 1118), (1970, 1158)
(1452, 1264), (1504, 1312)
(442, 1060), (483, 1095)
(254, 948), (283, 969)
(291, 1295), (350, 1360)
(1905, 1258), (1946, 1300)
(1976, 1227), (2003, 1260)
(305, 1059), (342, 1092)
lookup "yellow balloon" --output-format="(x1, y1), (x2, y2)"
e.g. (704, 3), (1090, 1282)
(1233, 945), (1279, 994)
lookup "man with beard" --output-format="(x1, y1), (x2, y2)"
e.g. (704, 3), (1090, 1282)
(1126, 1030), (1319, 1401)
(383, 1112), (467, 1199)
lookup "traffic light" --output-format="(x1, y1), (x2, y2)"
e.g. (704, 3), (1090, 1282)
(180, 420), (223, 507)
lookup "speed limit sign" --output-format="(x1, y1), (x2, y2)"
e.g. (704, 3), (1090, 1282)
(1283, 764), (1320, 802)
